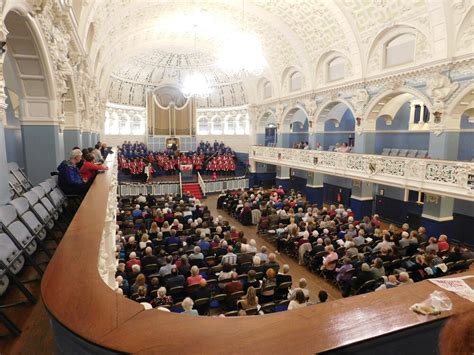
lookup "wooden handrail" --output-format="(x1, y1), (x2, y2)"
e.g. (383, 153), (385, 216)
(41, 155), (474, 353)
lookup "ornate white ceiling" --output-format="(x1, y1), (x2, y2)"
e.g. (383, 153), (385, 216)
(75, 0), (470, 107)
(108, 49), (246, 107)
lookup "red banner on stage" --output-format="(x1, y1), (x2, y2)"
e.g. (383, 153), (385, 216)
(180, 164), (193, 172)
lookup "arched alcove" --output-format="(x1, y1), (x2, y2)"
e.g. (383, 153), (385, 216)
(282, 107), (309, 148)
(317, 101), (355, 151)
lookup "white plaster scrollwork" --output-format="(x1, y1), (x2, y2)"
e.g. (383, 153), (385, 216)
(251, 146), (474, 201)
(426, 73), (460, 113)
(351, 89), (369, 117)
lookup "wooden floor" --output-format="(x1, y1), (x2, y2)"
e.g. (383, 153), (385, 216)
(0, 194), (341, 354)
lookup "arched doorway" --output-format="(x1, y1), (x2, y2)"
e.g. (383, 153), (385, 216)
(282, 107), (308, 148)
(257, 111), (277, 146)
(4, 10), (60, 184)
(315, 100), (355, 151)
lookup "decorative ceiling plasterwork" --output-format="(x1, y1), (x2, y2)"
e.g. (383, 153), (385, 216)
(107, 49), (246, 108)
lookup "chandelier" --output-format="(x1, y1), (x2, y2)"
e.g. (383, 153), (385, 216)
(181, 72), (211, 99)
(216, 0), (267, 77)
(181, 23), (212, 99)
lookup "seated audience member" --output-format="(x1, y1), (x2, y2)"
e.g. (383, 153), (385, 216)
(438, 310), (474, 355)
(288, 289), (307, 310)
(425, 237), (439, 254)
(181, 297), (199, 316)
(191, 279), (211, 315)
(264, 253), (280, 273)
(317, 290), (328, 304)
(131, 273), (147, 294)
(165, 266), (186, 289)
(245, 270), (260, 291)
(260, 268), (277, 302)
(221, 246), (237, 265)
(151, 287), (173, 308)
(79, 153), (108, 183)
(126, 252), (141, 273)
(437, 235), (450, 252)
(370, 258), (385, 280)
(256, 246), (269, 263)
(218, 263), (234, 289)
(238, 286), (259, 311)
(158, 256), (174, 278)
(375, 275), (399, 291)
(57, 149), (89, 195)
(321, 245), (338, 272)
(141, 247), (158, 272)
(189, 246), (205, 262)
(187, 265), (204, 286)
(116, 276), (129, 296)
(225, 272), (243, 295)
(398, 272), (414, 286)
(353, 263), (374, 291)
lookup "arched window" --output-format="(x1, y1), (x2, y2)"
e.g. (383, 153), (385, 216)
(211, 116), (223, 134)
(109, 112), (119, 135)
(327, 57), (345, 81)
(263, 81), (272, 99)
(120, 114), (131, 134)
(290, 72), (303, 92)
(224, 115), (235, 134)
(104, 111), (111, 134)
(131, 114), (145, 135)
(197, 116), (209, 135)
(385, 34), (415, 67)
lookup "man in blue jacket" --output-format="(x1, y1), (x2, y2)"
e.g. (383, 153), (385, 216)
(57, 149), (89, 195)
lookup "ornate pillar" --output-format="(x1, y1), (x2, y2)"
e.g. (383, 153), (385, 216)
(350, 180), (374, 219)
(276, 166), (290, 190)
(305, 172), (324, 206)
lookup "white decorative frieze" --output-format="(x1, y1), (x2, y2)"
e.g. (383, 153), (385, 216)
(250, 146), (474, 201)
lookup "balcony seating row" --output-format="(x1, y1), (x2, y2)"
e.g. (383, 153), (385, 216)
(0, 162), (71, 337)
(381, 148), (428, 158)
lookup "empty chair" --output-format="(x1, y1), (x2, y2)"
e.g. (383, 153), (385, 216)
(9, 197), (48, 241)
(39, 180), (66, 213)
(398, 149), (408, 157)
(22, 191), (55, 230)
(31, 186), (59, 221)
(389, 148), (399, 156)
(328, 145), (335, 152)
(0, 206), (37, 256)
(406, 150), (418, 158)
(8, 173), (24, 198)
(381, 148), (391, 156)
(416, 150), (428, 158)
(8, 162), (33, 192)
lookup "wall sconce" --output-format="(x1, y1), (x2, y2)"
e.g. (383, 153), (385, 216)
(309, 121), (313, 129)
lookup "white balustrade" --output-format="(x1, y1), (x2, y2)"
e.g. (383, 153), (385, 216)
(249, 146), (474, 201)
(98, 152), (120, 290)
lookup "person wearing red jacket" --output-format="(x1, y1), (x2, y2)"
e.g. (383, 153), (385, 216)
(79, 153), (108, 182)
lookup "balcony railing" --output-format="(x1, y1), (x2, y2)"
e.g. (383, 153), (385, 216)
(249, 146), (474, 201)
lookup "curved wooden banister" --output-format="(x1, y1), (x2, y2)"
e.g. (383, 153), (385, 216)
(41, 154), (474, 354)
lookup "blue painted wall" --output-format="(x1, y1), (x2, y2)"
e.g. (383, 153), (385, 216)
(323, 109), (354, 150)
(458, 115), (474, 161)
(289, 175), (307, 193)
(4, 93), (25, 168)
(374, 102), (430, 153)
(323, 175), (352, 189)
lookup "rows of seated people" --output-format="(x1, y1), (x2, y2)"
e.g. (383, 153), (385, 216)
(117, 141), (237, 180)
(218, 187), (474, 297)
(114, 194), (328, 316)
(2, 159), (78, 336)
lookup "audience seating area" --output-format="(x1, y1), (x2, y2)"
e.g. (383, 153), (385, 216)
(381, 148), (428, 158)
(1, 162), (74, 337)
(218, 188), (474, 298)
(115, 195), (302, 316)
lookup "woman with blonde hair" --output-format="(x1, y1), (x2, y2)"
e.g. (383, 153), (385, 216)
(238, 286), (259, 311)
(148, 222), (159, 239)
(186, 265), (203, 286)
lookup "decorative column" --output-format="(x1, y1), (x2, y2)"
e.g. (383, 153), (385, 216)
(276, 166), (290, 190)
(351, 89), (374, 154)
(305, 172), (323, 206)
(0, 29), (11, 204)
(350, 180), (374, 219)
(421, 72), (460, 236)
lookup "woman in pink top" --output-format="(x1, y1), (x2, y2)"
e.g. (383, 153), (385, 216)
(186, 265), (203, 286)
(321, 245), (338, 271)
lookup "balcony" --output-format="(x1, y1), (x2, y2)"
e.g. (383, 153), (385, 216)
(249, 146), (474, 201)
